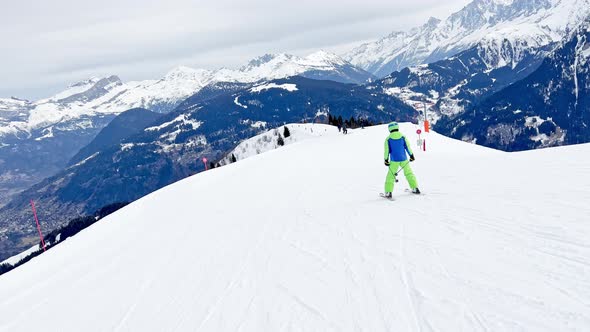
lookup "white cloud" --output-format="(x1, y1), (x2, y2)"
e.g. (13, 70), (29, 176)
(0, 0), (471, 99)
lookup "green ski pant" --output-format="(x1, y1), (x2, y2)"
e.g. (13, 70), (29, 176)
(385, 160), (418, 193)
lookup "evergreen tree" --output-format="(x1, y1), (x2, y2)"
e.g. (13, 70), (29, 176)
(277, 133), (285, 146)
(283, 126), (291, 138)
(0, 263), (12, 275)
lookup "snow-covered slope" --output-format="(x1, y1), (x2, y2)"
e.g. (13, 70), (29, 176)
(220, 124), (339, 164)
(345, 0), (590, 77)
(1, 123), (589, 331)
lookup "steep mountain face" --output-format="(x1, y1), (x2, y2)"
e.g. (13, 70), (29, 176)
(344, 0), (590, 77)
(68, 108), (162, 166)
(436, 20), (590, 151)
(0, 51), (371, 204)
(374, 41), (554, 119)
(0, 76), (417, 261)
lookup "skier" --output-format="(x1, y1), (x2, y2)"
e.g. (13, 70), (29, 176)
(337, 123), (342, 132)
(342, 123), (348, 134)
(382, 122), (420, 199)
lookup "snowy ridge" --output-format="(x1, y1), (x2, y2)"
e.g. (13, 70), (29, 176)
(344, 0), (590, 76)
(0, 98), (29, 112)
(0, 51), (366, 141)
(40, 77), (102, 103)
(0, 123), (588, 331)
(214, 51), (367, 83)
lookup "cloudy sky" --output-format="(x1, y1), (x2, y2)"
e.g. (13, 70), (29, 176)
(1, 0), (471, 100)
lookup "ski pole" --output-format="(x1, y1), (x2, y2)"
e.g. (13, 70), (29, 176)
(394, 160), (411, 176)
(390, 160), (411, 182)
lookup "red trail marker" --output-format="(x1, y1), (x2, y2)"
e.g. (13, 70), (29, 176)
(30, 200), (46, 252)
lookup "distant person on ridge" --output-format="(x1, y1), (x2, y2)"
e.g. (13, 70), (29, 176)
(382, 122), (420, 198)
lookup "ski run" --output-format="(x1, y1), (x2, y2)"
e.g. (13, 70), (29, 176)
(0, 123), (589, 331)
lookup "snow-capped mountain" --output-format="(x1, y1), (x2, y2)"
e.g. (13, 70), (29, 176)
(0, 76), (416, 261)
(436, 17), (590, 151)
(344, 0), (590, 77)
(1, 123), (589, 331)
(216, 51), (374, 84)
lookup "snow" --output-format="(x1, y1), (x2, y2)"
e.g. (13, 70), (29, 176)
(119, 143), (148, 152)
(144, 114), (201, 133)
(250, 121), (266, 129)
(525, 116), (546, 127)
(1, 123), (589, 331)
(41, 78), (101, 102)
(0, 98), (28, 112)
(121, 143), (135, 151)
(34, 127), (54, 141)
(234, 96), (248, 109)
(222, 124), (337, 164)
(69, 152), (99, 168)
(145, 115), (185, 132)
(0, 245), (39, 266)
(250, 83), (298, 93)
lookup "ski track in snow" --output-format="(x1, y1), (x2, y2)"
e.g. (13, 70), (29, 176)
(1, 124), (590, 331)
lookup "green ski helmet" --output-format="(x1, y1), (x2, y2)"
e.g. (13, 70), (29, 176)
(388, 122), (399, 132)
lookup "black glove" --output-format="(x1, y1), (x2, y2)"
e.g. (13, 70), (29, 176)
(409, 154), (415, 162)
(384, 160), (390, 166)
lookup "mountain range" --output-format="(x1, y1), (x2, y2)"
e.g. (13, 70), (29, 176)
(345, 0), (590, 77)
